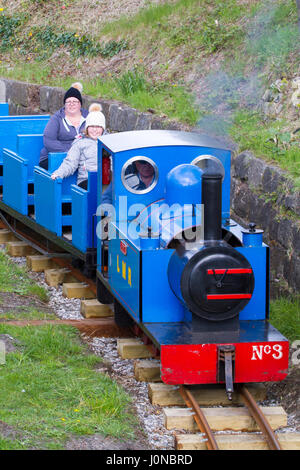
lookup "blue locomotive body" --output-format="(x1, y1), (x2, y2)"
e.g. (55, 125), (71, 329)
(96, 130), (288, 390)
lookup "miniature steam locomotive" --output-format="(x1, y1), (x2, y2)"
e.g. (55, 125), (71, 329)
(96, 130), (289, 398)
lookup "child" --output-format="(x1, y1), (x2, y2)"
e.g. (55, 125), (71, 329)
(51, 103), (106, 189)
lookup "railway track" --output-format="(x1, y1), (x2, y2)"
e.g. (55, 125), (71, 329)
(1, 223), (299, 451)
(0, 222), (133, 338)
(179, 384), (282, 450)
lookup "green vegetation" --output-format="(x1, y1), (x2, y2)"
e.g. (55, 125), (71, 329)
(0, 307), (55, 321)
(0, 14), (128, 59)
(0, 0), (298, 174)
(243, 0), (298, 74)
(230, 110), (300, 187)
(0, 252), (48, 302)
(0, 436), (25, 450)
(270, 297), (300, 342)
(113, 68), (199, 124)
(0, 324), (137, 449)
(0, 12), (23, 50)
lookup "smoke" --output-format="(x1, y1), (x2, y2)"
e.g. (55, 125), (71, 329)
(195, 70), (262, 136)
(195, 0), (299, 138)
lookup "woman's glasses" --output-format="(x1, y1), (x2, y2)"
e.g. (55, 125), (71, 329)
(65, 100), (80, 105)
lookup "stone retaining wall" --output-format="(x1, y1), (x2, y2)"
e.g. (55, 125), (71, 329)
(0, 78), (188, 132)
(231, 151), (300, 296)
(0, 78), (299, 295)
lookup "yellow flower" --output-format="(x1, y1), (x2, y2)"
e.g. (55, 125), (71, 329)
(28, 31), (32, 37)
(74, 409), (79, 412)
(60, 418), (66, 421)
(0, 8), (4, 12)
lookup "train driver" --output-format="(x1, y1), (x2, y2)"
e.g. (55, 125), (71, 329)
(101, 159), (155, 205)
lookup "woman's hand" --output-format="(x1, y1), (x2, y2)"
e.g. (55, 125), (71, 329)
(51, 173), (58, 180)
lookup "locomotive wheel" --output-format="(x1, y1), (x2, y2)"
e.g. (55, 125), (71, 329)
(96, 277), (114, 304)
(113, 299), (134, 328)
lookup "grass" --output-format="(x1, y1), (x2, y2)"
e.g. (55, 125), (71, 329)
(230, 110), (300, 186)
(270, 297), (300, 343)
(0, 308), (55, 321)
(69, 69), (200, 125)
(0, 251), (48, 302)
(0, 324), (138, 449)
(0, 436), (26, 450)
(100, 0), (249, 39)
(0, 0), (298, 171)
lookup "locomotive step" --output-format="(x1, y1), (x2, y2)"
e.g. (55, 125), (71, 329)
(148, 383), (266, 407)
(80, 299), (113, 318)
(164, 406), (287, 432)
(175, 432), (300, 450)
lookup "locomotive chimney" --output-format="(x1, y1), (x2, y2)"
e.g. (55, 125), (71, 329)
(202, 173), (222, 242)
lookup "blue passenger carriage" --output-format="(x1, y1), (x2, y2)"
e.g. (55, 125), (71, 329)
(0, 106), (97, 266)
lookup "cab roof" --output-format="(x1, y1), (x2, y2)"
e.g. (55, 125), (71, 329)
(99, 129), (230, 153)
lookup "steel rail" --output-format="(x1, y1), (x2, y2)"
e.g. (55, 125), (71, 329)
(0, 212), (97, 295)
(179, 385), (219, 450)
(0, 210), (69, 257)
(238, 384), (282, 450)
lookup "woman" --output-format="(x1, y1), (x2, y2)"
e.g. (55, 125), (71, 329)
(50, 103), (106, 190)
(39, 82), (88, 169)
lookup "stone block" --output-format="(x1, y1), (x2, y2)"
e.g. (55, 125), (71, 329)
(0, 80), (6, 102)
(176, 432), (300, 451)
(117, 338), (153, 359)
(135, 112), (152, 130)
(232, 151), (252, 181)
(150, 116), (167, 129)
(148, 383), (266, 407)
(7, 241), (36, 257)
(277, 217), (294, 250)
(80, 299), (112, 318)
(109, 103), (124, 131)
(134, 359), (161, 382)
(26, 255), (53, 272)
(164, 406), (287, 432)
(40, 86), (64, 113)
(62, 282), (95, 299)
(10, 80), (29, 107)
(109, 104), (138, 132)
(44, 268), (76, 287)
(247, 156), (267, 190)
(0, 229), (14, 243)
